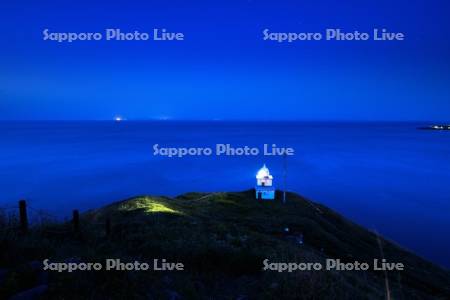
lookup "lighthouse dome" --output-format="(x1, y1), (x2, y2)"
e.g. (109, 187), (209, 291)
(256, 164), (272, 179)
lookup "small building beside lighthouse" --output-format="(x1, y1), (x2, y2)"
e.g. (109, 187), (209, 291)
(255, 164), (275, 200)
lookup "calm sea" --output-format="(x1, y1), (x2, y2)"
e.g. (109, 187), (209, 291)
(0, 121), (449, 268)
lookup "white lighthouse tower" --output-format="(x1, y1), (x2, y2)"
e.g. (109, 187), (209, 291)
(255, 164), (275, 200)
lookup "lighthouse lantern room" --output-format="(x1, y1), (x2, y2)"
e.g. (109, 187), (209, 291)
(255, 164), (275, 200)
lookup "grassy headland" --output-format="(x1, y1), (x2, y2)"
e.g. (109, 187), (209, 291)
(1, 190), (449, 299)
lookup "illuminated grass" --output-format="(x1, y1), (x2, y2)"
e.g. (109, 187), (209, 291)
(144, 202), (178, 214)
(118, 197), (181, 214)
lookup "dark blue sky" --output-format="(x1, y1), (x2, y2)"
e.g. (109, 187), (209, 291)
(1, 0), (449, 121)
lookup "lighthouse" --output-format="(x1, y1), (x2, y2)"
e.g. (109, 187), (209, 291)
(255, 164), (275, 200)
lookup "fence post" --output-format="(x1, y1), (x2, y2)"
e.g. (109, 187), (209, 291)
(19, 200), (28, 234)
(105, 216), (111, 237)
(72, 210), (80, 233)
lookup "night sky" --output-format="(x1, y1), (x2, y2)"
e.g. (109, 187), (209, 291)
(1, 0), (449, 121)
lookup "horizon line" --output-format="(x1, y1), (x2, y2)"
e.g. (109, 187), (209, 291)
(0, 119), (448, 123)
